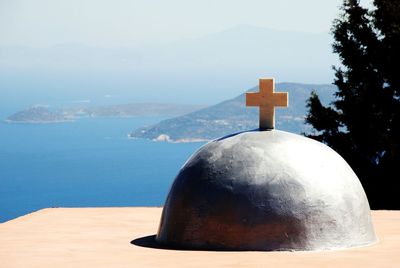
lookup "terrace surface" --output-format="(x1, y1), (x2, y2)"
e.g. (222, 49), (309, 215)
(0, 208), (399, 268)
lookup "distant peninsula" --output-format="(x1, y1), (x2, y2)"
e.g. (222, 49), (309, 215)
(5, 103), (206, 124)
(5, 106), (73, 124)
(129, 83), (336, 143)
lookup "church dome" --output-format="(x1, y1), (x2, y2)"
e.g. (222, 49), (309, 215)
(156, 130), (377, 251)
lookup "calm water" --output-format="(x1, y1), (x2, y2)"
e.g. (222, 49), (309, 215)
(0, 116), (204, 222)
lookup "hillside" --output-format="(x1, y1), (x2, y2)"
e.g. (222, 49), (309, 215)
(129, 83), (336, 142)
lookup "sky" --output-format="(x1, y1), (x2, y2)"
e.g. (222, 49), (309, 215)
(0, 0), (374, 106)
(0, 0), (372, 48)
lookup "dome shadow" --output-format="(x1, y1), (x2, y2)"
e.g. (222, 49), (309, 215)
(131, 235), (266, 252)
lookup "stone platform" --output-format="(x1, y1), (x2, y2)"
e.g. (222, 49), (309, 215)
(0, 208), (399, 268)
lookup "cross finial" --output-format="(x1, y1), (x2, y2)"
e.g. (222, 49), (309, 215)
(246, 78), (288, 130)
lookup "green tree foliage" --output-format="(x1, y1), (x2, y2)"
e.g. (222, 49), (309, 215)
(305, 0), (400, 209)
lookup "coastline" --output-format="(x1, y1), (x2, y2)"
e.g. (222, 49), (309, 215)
(128, 133), (210, 143)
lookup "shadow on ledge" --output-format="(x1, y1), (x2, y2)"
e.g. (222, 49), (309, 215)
(131, 235), (215, 251)
(131, 235), (168, 250)
(131, 235), (263, 252)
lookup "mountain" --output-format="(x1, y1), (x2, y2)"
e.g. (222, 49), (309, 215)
(129, 83), (336, 142)
(0, 25), (337, 105)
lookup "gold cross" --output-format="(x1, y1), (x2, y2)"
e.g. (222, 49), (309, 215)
(246, 78), (288, 130)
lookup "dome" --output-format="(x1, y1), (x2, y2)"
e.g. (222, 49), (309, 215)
(156, 130), (377, 251)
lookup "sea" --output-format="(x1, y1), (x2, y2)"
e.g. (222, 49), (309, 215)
(0, 112), (204, 222)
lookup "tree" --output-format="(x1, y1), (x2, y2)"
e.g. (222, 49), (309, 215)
(305, 0), (400, 209)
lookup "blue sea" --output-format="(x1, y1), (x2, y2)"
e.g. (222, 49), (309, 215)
(0, 115), (204, 222)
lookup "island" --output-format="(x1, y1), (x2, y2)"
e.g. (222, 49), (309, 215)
(5, 103), (206, 124)
(129, 83), (336, 142)
(5, 106), (73, 124)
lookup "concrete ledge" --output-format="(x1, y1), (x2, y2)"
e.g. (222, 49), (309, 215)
(0, 208), (399, 267)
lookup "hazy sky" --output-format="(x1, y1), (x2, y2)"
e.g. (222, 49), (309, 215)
(0, 0), (375, 106)
(0, 0), (373, 47)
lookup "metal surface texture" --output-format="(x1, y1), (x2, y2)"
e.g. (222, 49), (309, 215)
(156, 130), (377, 251)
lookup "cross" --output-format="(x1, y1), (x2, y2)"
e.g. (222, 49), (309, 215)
(246, 78), (288, 130)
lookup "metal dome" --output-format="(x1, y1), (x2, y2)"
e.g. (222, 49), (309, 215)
(156, 130), (377, 251)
